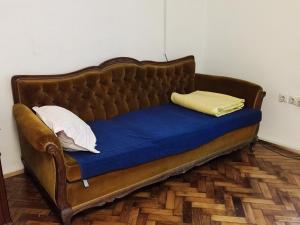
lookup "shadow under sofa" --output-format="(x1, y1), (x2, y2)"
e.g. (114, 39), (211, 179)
(11, 56), (265, 224)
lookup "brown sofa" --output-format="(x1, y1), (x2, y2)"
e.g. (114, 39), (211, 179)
(11, 56), (265, 224)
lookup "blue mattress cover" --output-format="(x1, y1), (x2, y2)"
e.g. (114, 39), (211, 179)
(67, 104), (262, 179)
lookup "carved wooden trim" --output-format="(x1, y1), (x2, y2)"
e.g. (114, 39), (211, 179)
(45, 144), (70, 211)
(253, 90), (266, 109)
(252, 90), (265, 148)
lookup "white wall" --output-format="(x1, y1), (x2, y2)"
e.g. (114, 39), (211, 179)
(0, 0), (165, 174)
(167, 0), (300, 151)
(201, 0), (300, 150)
(166, 0), (207, 69)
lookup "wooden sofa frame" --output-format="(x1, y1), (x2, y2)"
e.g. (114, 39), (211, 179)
(11, 56), (265, 224)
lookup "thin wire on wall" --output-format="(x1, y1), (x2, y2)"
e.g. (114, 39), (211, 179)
(163, 0), (168, 61)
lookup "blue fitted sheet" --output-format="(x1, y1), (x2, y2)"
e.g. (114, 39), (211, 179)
(67, 104), (262, 179)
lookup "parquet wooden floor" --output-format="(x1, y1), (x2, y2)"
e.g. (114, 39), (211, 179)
(5, 142), (300, 225)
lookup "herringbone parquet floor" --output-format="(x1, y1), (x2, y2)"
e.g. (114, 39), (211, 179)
(5, 143), (300, 225)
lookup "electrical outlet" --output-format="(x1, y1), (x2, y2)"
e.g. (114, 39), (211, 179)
(279, 94), (288, 103)
(289, 97), (300, 107)
(296, 97), (300, 107)
(288, 96), (296, 104)
(289, 96), (300, 107)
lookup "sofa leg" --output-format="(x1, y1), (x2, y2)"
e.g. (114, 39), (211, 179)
(61, 208), (73, 225)
(249, 137), (258, 153)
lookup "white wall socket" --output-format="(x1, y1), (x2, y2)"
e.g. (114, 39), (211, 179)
(278, 94), (288, 103)
(279, 94), (300, 107)
(296, 98), (300, 107)
(289, 96), (300, 107)
(288, 96), (296, 104)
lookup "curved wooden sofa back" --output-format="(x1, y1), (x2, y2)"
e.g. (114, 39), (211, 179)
(12, 56), (195, 121)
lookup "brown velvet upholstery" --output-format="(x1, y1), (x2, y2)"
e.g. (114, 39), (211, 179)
(13, 104), (61, 152)
(64, 154), (81, 182)
(11, 56), (265, 224)
(195, 74), (265, 109)
(21, 137), (57, 203)
(13, 56), (195, 121)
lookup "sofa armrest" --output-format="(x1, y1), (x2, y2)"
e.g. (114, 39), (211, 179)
(13, 104), (70, 211)
(195, 74), (266, 109)
(13, 103), (61, 152)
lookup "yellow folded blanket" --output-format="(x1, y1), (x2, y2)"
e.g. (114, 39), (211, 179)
(171, 91), (245, 117)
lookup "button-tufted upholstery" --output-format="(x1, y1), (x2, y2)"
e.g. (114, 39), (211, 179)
(12, 56), (195, 121)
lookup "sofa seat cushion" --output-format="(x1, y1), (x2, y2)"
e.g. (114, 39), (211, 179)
(66, 104), (261, 180)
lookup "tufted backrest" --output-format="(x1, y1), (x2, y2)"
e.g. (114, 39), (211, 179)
(12, 56), (195, 121)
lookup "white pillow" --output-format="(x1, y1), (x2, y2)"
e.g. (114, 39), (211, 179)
(32, 105), (100, 154)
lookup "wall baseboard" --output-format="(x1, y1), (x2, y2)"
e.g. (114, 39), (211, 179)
(258, 138), (300, 156)
(258, 136), (300, 153)
(4, 169), (24, 179)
